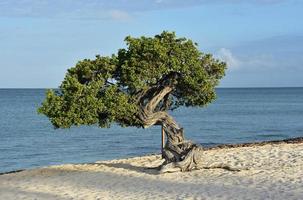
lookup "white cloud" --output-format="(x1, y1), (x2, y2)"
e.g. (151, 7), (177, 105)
(216, 35), (303, 73)
(215, 48), (279, 71)
(215, 48), (241, 70)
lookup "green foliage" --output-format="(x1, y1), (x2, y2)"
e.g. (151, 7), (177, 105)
(38, 31), (226, 128)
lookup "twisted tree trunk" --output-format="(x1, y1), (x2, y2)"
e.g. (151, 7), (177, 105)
(134, 71), (244, 173)
(139, 78), (246, 173)
(137, 84), (204, 173)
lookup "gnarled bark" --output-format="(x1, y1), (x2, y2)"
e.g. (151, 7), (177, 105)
(136, 83), (203, 173)
(136, 80), (242, 173)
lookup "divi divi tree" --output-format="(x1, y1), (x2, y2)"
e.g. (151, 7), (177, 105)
(38, 31), (226, 173)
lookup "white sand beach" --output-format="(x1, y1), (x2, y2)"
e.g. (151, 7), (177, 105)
(0, 142), (302, 200)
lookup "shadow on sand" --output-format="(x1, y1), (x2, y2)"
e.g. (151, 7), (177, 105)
(86, 162), (162, 175)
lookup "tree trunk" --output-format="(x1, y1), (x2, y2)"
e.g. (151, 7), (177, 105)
(138, 85), (205, 173)
(134, 74), (243, 173)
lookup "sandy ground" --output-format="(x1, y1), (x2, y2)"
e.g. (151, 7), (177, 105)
(0, 143), (302, 200)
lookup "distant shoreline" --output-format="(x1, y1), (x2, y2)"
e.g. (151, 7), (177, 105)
(207, 136), (303, 150)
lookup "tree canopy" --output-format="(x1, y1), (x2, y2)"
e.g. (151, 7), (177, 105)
(38, 31), (226, 129)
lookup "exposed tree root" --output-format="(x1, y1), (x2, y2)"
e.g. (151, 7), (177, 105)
(160, 144), (245, 173)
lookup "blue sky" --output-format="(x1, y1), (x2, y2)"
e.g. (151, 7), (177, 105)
(0, 0), (302, 88)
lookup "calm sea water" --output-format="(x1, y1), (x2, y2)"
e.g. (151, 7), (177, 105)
(0, 88), (302, 173)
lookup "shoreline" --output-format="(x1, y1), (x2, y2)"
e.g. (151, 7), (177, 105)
(1, 136), (302, 176)
(1, 138), (302, 199)
(207, 136), (303, 149)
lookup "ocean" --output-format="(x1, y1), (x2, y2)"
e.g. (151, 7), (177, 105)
(0, 88), (302, 173)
